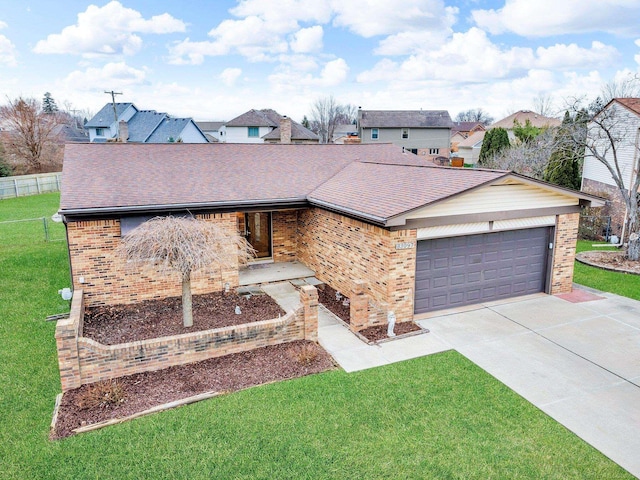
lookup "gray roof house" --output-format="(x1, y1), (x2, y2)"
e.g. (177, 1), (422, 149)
(358, 109), (453, 159)
(85, 103), (208, 144)
(196, 121), (225, 142)
(224, 109), (318, 144)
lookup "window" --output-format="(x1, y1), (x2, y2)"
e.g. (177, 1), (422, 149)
(95, 128), (105, 136)
(429, 148), (440, 155)
(248, 127), (259, 137)
(402, 128), (409, 139)
(371, 128), (379, 140)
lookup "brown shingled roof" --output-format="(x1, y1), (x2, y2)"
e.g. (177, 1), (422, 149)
(309, 162), (503, 220)
(615, 98), (640, 116)
(61, 143), (425, 216)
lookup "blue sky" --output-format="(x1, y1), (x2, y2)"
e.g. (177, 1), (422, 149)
(0, 0), (638, 122)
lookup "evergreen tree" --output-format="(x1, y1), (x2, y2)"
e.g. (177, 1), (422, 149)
(301, 115), (310, 129)
(0, 142), (12, 177)
(42, 92), (58, 114)
(543, 110), (585, 190)
(478, 127), (510, 165)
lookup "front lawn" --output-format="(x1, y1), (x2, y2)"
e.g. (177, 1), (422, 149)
(0, 194), (632, 479)
(574, 239), (640, 300)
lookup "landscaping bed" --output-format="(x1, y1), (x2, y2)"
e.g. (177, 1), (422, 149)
(52, 340), (335, 439)
(317, 284), (350, 322)
(576, 250), (640, 275)
(83, 291), (285, 345)
(359, 321), (423, 343)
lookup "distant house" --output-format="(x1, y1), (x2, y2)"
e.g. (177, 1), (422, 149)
(455, 131), (486, 165)
(332, 124), (359, 144)
(357, 109), (453, 159)
(85, 103), (208, 143)
(581, 98), (640, 238)
(450, 121), (485, 152)
(224, 109), (318, 144)
(489, 110), (561, 142)
(196, 121), (225, 143)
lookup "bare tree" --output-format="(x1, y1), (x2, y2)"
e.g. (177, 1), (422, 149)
(117, 216), (255, 327)
(309, 95), (356, 143)
(563, 96), (640, 259)
(481, 129), (557, 180)
(0, 96), (63, 172)
(454, 108), (494, 125)
(532, 93), (556, 117)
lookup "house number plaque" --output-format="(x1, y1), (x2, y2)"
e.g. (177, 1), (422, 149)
(395, 242), (415, 250)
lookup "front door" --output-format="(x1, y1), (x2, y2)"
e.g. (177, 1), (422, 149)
(243, 212), (272, 259)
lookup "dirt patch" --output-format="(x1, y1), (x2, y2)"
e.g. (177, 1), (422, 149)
(577, 250), (640, 275)
(317, 285), (350, 322)
(83, 292), (285, 345)
(52, 341), (335, 439)
(359, 322), (423, 343)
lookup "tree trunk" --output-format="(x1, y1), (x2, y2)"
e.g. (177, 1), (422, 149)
(182, 275), (193, 327)
(628, 232), (640, 261)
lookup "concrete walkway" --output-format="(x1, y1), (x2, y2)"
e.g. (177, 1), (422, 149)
(262, 281), (640, 477)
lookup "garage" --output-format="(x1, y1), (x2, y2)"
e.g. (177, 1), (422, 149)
(414, 227), (550, 314)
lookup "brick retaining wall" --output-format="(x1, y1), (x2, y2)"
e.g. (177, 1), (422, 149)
(56, 286), (318, 392)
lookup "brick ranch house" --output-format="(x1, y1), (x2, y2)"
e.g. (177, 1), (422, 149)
(60, 143), (603, 329)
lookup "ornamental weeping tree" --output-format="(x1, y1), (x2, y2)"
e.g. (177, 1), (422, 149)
(117, 216), (255, 327)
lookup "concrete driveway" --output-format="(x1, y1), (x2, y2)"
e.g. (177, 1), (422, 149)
(416, 287), (640, 478)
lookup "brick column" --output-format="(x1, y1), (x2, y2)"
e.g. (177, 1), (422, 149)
(300, 285), (318, 341)
(55, 290), (83, 391)
(349, 280), (369, 332)
(550, 213), (580, 294)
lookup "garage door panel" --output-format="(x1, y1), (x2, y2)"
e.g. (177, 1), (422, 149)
(415, 227), (549, 314)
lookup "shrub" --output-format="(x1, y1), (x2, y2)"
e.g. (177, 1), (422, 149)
(291, 343), (318, 366)
(76, 380), (126, 410)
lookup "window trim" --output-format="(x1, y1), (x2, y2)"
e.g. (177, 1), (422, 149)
(371, 128), (379, 140)
(402, 128), (409, 139)
(95, 128), (105, 136)
(248, 126), (260, 138)
(429, 147), (440, 155)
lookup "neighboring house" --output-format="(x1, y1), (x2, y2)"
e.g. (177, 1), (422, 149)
(224, 109), (318, 144)
(196, 121), (225, 143)
(332, 124), (359, 144)
(262, 117), (319, 144)
(60, 143), (601, 329)
(581, 98), (640, 237)
(85, 103), (208, 143)
(489, 110), (561, 142)
(456, 131), (486, 165)
(450, 121), (485, 152)
(357, 109), (453, 159)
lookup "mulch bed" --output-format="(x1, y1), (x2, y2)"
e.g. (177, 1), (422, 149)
(83, 292), (285, 345)
(577, 250), (640, 275)
(51, 341), (335, 439)
(317, 284), (350, 322)
(358, 322), (423, 343)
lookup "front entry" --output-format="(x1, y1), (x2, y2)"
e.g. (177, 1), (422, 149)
(241, 212), (272, 259)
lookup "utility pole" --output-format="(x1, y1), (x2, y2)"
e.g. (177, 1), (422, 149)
(104, 90), (123, 138)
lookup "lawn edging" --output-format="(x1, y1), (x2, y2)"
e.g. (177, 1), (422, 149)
(55, 286), (319, 391)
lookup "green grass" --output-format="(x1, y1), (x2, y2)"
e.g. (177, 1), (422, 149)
(574, 239), (640, 300)
(0, 194), (633, 479)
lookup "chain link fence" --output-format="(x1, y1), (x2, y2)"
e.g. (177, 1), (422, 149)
(0, 216), (66, 245)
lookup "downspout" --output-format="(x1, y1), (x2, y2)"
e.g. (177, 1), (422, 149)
(593, 127), (639, 247)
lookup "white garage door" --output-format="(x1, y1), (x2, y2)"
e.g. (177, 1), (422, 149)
(414, 227), (550, 314)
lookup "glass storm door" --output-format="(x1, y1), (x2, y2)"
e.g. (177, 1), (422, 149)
(244, 212), (272, 259)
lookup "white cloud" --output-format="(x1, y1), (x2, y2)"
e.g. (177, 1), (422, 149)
(472, 0), (640, 37)
(63, 62), (148, 91)
(0, 34), (17, 67)
(290, 26), (323, 53)
(33, 1), (185, 57)
(268, 57), (349, 90)
(635, 39), (640, 67)
(535, 42), (619, 69)
(219, 67), (242, 86)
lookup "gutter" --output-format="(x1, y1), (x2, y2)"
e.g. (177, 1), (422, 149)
(60, 197), (309, 219)
(308, 197), (388, 227)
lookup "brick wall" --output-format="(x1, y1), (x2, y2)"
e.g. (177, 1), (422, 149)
(67, 213), (239, 307)
(550, 212), (580, 294)
(297, 208), (416, 328)
(55, 287), (319, 391)
(272, 210), (298, 262)
(582, 178), (626, 237)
